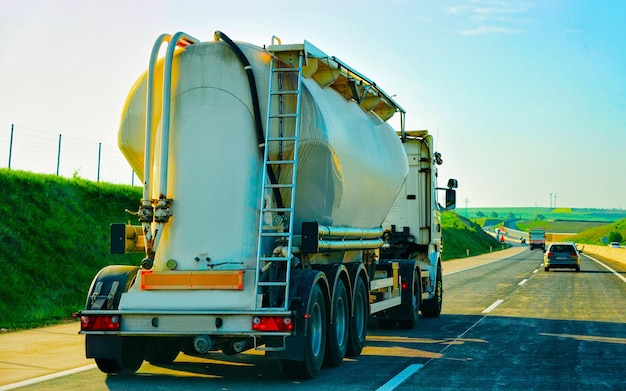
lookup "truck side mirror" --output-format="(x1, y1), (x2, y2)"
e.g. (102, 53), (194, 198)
(445, 189), (456, 210)
(447, 178), (458, 189)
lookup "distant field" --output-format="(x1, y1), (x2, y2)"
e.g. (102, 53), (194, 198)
(463, 207), (626, 223)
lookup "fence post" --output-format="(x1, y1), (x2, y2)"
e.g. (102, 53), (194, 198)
(8, 124), (14, 169)
(56, 134), (62, 176)
(97, 142), (102, 182)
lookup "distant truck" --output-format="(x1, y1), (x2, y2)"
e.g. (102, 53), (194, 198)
(78, 31), (458, 379)
(529, 228), (546, 250)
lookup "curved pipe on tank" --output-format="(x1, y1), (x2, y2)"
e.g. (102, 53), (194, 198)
(159, 32), (200, 199)
(142, 33), (172, 252)
(213, 31), (284, 209)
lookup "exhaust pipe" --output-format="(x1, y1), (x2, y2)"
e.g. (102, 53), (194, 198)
(193, 335), (213, 353)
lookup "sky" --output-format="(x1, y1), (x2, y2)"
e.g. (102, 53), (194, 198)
(0, 0), (625, 208)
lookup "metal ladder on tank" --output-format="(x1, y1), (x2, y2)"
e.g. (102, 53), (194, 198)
(254, 46), (304, 310)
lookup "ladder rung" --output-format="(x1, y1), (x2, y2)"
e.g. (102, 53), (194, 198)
(266, 159), (295, 165)
(273, 67), (300, 72)
(267, 136), (297, 142)
(260, 256), (290, 262)
(265, 183), (294, 189)
(269, 113), (298, 119)
(270, 90), (299, 95)
(261, 232), (290, 237)
(258, 281), (288, 287)
(263, 207), (293, 213)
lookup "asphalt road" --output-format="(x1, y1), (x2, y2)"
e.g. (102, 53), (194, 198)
(2, 247), (625, 390)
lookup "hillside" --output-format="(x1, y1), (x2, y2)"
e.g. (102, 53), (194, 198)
(568, 218), (626, 245)
(441, 211), (504, 260)
(0, 169), (143, 329)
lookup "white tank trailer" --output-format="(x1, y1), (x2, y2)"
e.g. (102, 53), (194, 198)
(80, 31), (457, 379)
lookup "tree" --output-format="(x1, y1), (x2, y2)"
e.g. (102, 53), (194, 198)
(536, 214), (545, 221)
(490, 212), (499, 218)
(608, 231), (623, 243)
(476, 211), (485, 218)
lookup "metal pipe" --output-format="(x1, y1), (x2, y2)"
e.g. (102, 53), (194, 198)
(317, 224), (383, 239)
(318, 238), (383, 251)
(159, 31), (199, 199)
(144, 33), (172, 202)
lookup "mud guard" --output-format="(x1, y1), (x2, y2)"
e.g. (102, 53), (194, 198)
(84, 265), (140, 360)
(266, 269), (329, 361)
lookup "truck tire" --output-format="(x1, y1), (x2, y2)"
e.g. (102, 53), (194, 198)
(421, 263), (443, 317)
(94, 337), (145, 374)
(324, 278), (349, 367)
(145, 337), (181, 364)
(346, 275), (368, 357)
(280, 282), (327, 378)
(399, 268), (421, 329)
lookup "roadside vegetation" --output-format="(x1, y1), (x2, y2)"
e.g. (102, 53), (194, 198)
(441, 211), (504, 261)
(0, 169), (142, 330)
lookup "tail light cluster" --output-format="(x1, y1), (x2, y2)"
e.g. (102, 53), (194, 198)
(252, 316), (293, 332)
(81, 314), (121, 331)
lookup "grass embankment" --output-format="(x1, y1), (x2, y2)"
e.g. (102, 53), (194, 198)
(441, 211), (504, 261)
(567, 219), (626, 245)
(0, 169), (503, 330)
(0, 169), (142, 330)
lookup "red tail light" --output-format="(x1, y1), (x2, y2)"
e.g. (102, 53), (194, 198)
(401, 281), (408, 290)
(252, 316), (293, 332)
(81, 314), (121, 331)
(547, 252), (554, 257)
(570, 252), (577, 258)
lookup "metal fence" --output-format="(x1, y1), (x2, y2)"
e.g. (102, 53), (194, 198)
(0, 123), (139, 186)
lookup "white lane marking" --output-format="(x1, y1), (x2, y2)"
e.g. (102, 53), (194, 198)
(533, 269), (539, 274)
(376, 364), (424, 391)
(0, 364), (97, 391)
(482, 299), (504, 314)
(585, 255), (626, 284)
(518, 279), (528, 286)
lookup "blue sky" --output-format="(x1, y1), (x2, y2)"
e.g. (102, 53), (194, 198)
(0, 0), (624, 208)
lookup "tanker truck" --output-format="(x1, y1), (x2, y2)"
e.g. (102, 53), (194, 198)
(79, 31), (457, 379)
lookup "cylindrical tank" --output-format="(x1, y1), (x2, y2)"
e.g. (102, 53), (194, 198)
(118, 40), (408, 270)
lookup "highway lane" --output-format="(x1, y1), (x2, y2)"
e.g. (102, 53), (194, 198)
(4, 247), (625, 390)
(396, 249), (626, 390)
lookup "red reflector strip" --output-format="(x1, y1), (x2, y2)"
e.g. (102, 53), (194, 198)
(81, 315), (121, 331)
(252, 316), (293, 332)
(141, 270), (243, 290)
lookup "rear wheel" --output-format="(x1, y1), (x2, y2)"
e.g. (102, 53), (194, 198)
(145, 337), (180, 364)
(280, 282), (326, 378)
(324, 279), (349, 367)
(346, 276), (368, 357)
(399, 269), (421, 329)
(421, 264), (442, 317)
(95, 337), (145, 374)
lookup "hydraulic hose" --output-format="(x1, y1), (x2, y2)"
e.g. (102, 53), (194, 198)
(214, 31), (284, 209)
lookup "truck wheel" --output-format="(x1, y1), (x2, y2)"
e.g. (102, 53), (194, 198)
(280, 282), (327, 378)
(399, 269), (421, 329)
(145, 337), (181, 364)
(324, 278), (349, 367)
(346, 275), (368, 357)
(421, 264), (442, 317)
(94, 337), (145, 374)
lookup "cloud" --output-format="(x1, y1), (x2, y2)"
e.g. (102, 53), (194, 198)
(448, 0), (532, 35)
(460, 26), (525, 35)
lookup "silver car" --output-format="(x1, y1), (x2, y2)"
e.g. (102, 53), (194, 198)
(544, 242), (581, 272)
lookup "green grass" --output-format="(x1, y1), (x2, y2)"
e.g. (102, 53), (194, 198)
(0, 169), (143, 329)
(568, 218), (626, 245)
(441, 211), (505, 261)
